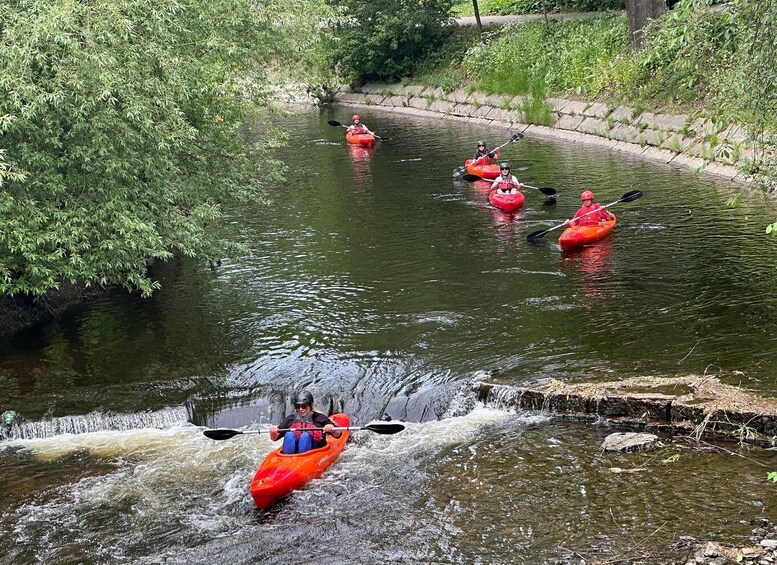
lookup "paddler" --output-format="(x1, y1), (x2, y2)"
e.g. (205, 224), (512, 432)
(269, 391), (342, 454)
(490, 162), (522, 194)
(565, 190), (616, 227)
(347, 114), (374, 136)
(472, 140), (500, 165)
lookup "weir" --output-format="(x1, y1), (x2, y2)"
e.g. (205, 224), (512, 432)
(0, 406), (190, 441)
(475, 375), (777, 446)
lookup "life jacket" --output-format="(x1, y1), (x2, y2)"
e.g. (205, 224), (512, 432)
(572, 203), (608, 226)
(472, 150), (492, 165)
(495, 174), (519, 191)
(290, 413), (323, 443)
(350, 123), (368, 134)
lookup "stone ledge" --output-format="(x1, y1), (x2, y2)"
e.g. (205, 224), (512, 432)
(332, 90), (745, 183)
(475, 376), (777, 446)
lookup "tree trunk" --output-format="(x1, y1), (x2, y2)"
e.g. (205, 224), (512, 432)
(625, 0), (667, 49)
(472, 0), (484, 42)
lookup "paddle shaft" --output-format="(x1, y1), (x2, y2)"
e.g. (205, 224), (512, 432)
(472, 133), (523, 165)
(203, 421), (405, 440)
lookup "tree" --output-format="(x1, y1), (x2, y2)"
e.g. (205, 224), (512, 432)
(330, 0), (455, 82)
(0, 0), (333, 297)
(625, 0), (666, 48)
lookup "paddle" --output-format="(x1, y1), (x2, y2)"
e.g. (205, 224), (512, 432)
(461, 173), (557, 196)
(452, 132), (525, 178)
(526, 190), (643, 243)
(203, 421), (405, 441)
(328, 119), (387, 140)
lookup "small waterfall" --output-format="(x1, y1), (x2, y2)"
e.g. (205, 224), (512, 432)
(0, 406), (190, 441)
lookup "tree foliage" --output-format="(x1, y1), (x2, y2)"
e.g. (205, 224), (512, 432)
(0, 0), (332, 297)
(329, 0), (456, 82)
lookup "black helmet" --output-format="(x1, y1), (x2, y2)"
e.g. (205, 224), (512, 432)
(477, 140), (486, 147)
(295, 391), (314, 407)
(500, 162), (510, 170)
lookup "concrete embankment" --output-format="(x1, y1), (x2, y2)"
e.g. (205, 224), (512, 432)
(475, 375), (777, 446)
(332, 83), (751, 184)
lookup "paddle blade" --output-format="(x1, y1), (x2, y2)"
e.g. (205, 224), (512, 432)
(452, 166), (466, 178)
(538, 186), (557, 196)
(327, 120), (343, 127)
(543, 197), (557, 206)
(203, 429), (244, 441)
(620, 190), (643, 203)
(527, 229), (550, 243)
(462, 173), (485, 182)
(362, 422), (405, 434)
(510, 132), (525, 142)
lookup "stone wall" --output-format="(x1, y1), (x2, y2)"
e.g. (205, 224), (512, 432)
(333, 83), (752, 184)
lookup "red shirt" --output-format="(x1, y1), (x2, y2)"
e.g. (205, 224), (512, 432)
(571, 203), (610, 226)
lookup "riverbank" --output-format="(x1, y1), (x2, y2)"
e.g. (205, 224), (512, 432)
(332, 83), (749, 184)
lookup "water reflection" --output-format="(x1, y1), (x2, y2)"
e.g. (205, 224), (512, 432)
(561, 238), (614, 309)
(347, 143), (374, 188)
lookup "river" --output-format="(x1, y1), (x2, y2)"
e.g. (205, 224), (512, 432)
(1, 106), (776, 563)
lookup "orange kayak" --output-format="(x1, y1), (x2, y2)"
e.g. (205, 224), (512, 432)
(249, 413), (350, 509)
(345, 131), (375, 146)
(489, 189), (524, 212)
(559, 219), (616, 251)
(464, 158), (500, 179)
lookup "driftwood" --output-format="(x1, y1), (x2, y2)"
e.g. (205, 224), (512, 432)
(476, 375), (777, 446)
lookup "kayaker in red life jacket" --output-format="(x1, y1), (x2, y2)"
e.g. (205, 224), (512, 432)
(472, 140), (500, 165)
(347, 114), (373, 136)
(490, 162), (522, 194)
(268, 391), (342, 454)
(565, 190), (616, 227)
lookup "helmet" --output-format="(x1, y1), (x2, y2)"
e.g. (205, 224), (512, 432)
(580, 190), (594, 201)
(500, 162), (510, 170)
(352, 114), (360, 121)
(477, 140), (486, 147)
(294, 391), (314, 407)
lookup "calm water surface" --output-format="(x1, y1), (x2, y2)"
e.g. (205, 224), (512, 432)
(1, 107), (777, 563)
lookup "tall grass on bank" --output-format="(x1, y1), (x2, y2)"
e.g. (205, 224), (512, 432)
(463, 14), (631, 99)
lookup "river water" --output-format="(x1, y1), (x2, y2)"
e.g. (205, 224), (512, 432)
(2, 106), (777, 563)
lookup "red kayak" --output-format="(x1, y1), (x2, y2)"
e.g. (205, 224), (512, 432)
(464, 158), (500, 179)
(489, 189), (524, 213)
(345, 131), (375, 146)
(249, 413), (350, 509)
(559, 218), (617, 251)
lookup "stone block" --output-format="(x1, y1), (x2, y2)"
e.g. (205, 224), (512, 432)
(583, 102), (611, 118)
(546, 97), (570, 113)
(650, 113), (688, 132)
(555, 114), (585, 131)
(720, 123), (749, 144)
(363, 94), (385, 106)
(560, 99), (588, 116)
(608, 123), (641, 143)
(407, 97), (430, 111)
(484, 93), (515, 109)
(640, 146), (675, 164)
(669, 153), (705, 172)
(703, 161), (738, 180)
(334, 92), (368, 104)
(577, 117), (610, 137)
(488, 107), (518, 123)
(609, 105), (638, 122)
(384, 95), (407, 108)
(471, 105), (495, 119)
(444, 89), (473, 104)
(360, 83), (388, 94)
(451, 103), (477, 117)
(639, 128), (664, 147)
(428, 99), (455, 114)
(399, 84), (427, 97)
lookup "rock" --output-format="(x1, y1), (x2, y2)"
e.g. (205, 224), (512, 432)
(601, 432), (660, 452)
